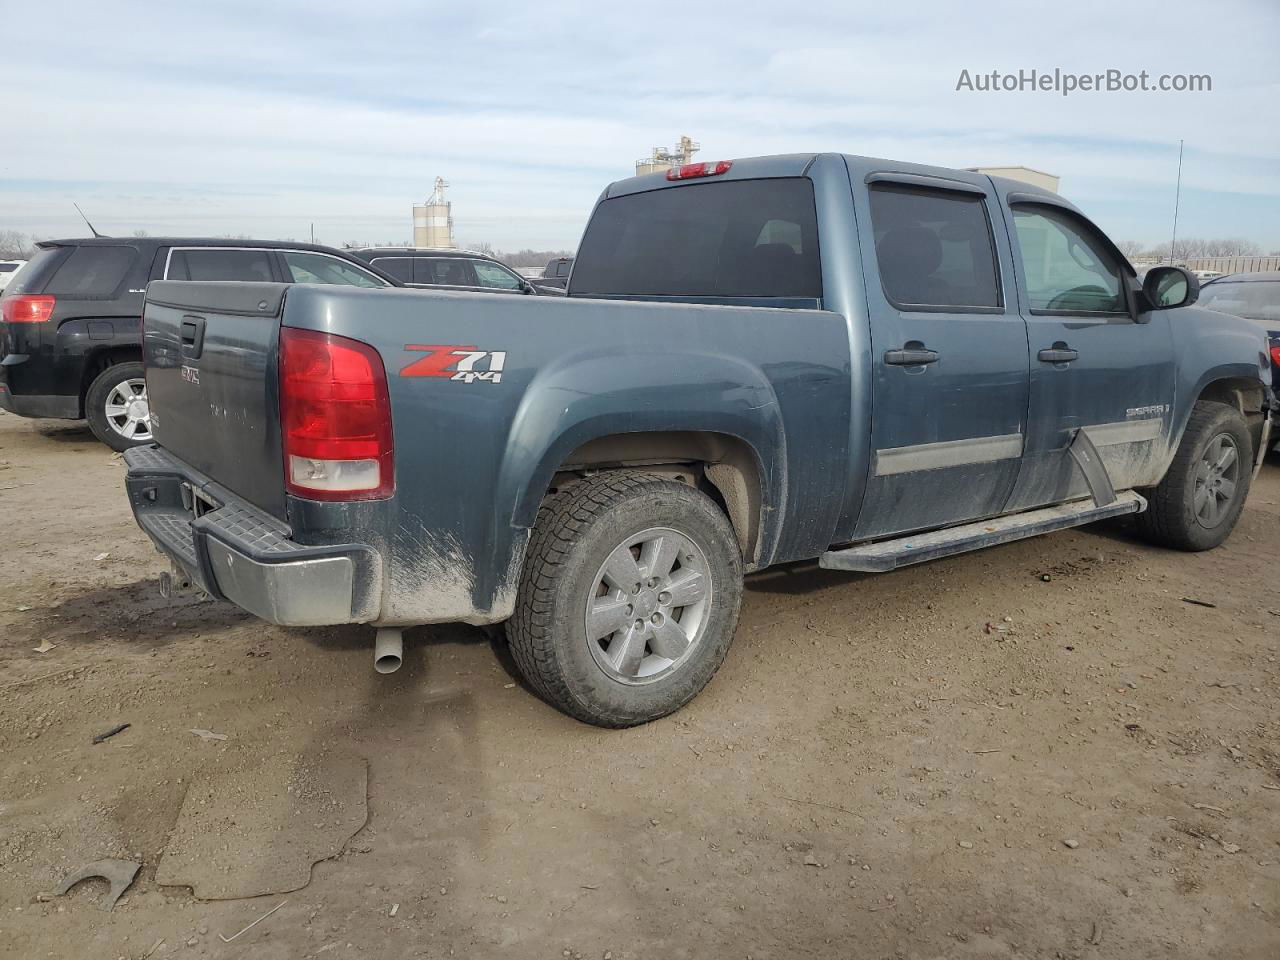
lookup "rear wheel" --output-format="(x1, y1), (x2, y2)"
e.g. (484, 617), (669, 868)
(508, 471), (743, 727)
(85, 361), (152, 452)
(1135, 400), (1252, 551)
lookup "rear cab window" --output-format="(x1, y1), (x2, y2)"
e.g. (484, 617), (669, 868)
(570, 178), (822, 302)
(167, 248), (274, 282)
(867, 184), (1002, 310)
(44, 246), (137, 299)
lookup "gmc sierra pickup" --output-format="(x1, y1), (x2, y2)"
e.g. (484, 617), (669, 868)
(125, 153), (1274, 727)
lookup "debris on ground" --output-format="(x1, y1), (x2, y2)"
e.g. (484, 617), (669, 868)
(48, 859), (140, 911)
(92, 723), (130, 744)
(1062, 839), (1080, 849)
(218, 899), (288, 943)
(1180, 597), (1217, 608)
(189, 728), (228, 741)
(32, 640), (56, 654)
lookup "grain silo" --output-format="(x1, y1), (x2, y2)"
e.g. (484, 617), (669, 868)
(635, 136), (700, 176)
(412, 177), (455, 248)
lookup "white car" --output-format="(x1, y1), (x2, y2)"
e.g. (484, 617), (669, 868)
(0, 260), (26, 290)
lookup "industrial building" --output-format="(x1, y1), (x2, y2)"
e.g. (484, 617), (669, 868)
(636, 137), (700, 176)
(967, 165), (1060, 193)
(413, 178), (455, 248)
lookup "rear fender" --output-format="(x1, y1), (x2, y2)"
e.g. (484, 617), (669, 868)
(481, 348), (786, 613)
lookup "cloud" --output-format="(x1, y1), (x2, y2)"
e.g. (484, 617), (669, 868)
(3, 0), (1277, 249)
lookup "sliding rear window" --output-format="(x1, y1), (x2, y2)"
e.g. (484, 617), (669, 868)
(571, 178), (822, 300)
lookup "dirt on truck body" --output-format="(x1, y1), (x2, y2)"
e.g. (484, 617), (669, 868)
(2, 412), (1280, 958)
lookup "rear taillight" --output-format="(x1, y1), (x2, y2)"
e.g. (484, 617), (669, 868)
(665, 160), (733, 181)
(1, 295), (55, 324)
(280, 327), (393, 501)
(1270, 344), (1280, 367)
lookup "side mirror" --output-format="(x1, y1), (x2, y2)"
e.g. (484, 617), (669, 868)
(522, 280), (537, 295)
(1143, 266), (1199, 310)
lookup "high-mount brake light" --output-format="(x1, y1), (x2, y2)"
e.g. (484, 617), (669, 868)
(666, 160), (733, 181)
(280, 327), (394, 501)
(1, 295), (55, 324)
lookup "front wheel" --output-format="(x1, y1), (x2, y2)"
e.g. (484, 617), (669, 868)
(508, 472), (744, 727)
(1135, 400), (1253, 551)
(85, 361), (152, 452)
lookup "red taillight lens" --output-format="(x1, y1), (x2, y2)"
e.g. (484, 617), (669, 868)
(1, 295), (55, 324)
(1270, 344), (1280, 367)
(665, 160), (733, 181)
(280, 327), (394, 501)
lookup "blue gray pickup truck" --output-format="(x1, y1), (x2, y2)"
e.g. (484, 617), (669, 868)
(124, 153), (1274, 727)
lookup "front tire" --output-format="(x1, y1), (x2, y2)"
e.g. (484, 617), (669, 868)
(1135, 400), (1252, 551)
(85, 361), (152, 452)
(508, 472), (744, 728)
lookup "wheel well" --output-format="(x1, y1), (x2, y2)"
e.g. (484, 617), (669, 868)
(1198, 377), (1267, 453)
(551, 431), (765, 566)
(80, 346), (143, 410)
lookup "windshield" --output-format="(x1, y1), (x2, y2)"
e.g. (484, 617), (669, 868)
(1199, 280), (1280, 323)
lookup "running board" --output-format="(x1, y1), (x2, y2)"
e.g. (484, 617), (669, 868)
(820, 491), (1146, 573)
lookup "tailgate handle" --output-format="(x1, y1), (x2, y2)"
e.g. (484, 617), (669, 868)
(179, 316), (206, 360)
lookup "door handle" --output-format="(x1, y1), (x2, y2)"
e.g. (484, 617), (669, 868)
(1038, 344), (1079, 364)
(884, 346), (939, 366)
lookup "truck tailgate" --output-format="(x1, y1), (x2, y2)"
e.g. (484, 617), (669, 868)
(143, 280), (287, 519)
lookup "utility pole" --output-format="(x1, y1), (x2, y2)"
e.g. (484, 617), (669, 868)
(1169, 139), (1184, 265)
(310, 222), (315, 244)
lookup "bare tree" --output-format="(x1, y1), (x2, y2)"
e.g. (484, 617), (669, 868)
(0, 230), (38, 259)
(1115, 239), (1146, 259)
(1200, 238), (1260, 257)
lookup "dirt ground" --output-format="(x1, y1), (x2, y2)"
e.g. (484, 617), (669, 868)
(1, 409), (1277, 960)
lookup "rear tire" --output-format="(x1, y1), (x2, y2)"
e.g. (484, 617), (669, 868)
(1134, 400), (1252, 551)
(85, 361), (152, 452)
(508, 471), (743, 728)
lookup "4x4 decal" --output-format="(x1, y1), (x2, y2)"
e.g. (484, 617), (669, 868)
(400, 345), (507, 384)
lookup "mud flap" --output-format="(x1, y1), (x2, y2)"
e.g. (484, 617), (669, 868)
(1069, 428), (1116, 508)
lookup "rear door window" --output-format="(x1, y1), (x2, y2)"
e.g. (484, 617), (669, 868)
(167, 248), (275, 282)
(280, 251), (386, 287)
(571, 178), (822, 299)
(868, 185), (1002, 310)
(370, 257), (413, 282)
(416, 258), (478, 286)
(0, 249), (62, 298)
(44, 246), (137, 298)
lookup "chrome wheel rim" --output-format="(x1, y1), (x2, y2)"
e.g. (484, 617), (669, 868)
(1192, 432), (1239, 529)
(584, 526), (712, 686)
(104, 377), (152, 442)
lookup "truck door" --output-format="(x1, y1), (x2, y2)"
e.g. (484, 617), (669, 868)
(849, 166), (1030, 540)
(993, 194), (1176, 510)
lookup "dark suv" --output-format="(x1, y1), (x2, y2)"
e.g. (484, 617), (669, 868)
(0, 238), (396, 450)
(346, 247), (538, 294)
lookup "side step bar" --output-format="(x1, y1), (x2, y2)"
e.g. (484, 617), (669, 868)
(820, 490), (1146, 574)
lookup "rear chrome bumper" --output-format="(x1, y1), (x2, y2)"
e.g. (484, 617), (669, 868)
(124, 445), (382, 625)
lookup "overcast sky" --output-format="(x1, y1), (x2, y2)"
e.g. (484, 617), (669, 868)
(4, 0), (1278, 252)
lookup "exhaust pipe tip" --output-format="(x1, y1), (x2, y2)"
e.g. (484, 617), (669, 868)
(373, 628), (404, 675)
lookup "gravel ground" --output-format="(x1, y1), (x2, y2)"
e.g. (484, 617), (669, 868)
(1, 410), (1277, 959)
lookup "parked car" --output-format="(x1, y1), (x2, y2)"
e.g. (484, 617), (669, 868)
(0, 238), (397, 451)
(1199, 271), (1280, 453)
(533, 256), (573, 290)
(346, 247), (539, 295)
(0, 260), (27, 291)
(125, 153), (1272, 727)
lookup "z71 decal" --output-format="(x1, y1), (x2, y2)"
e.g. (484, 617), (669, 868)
(399, 345), (507, 384)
